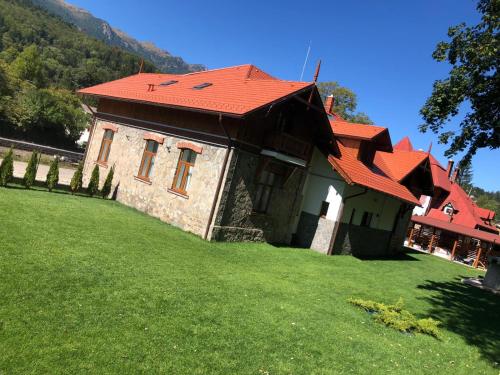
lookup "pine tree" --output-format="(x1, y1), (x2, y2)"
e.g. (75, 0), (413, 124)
(70, 162), (84, 194)
(22, 150), (39, 189)
(46, 157), (59, 192)
(87, 164), (100, 197)
(101, 165), (114, 199)
(0, 147), (14, 187)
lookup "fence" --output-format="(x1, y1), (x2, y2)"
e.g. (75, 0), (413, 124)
(0, 137), (84, 163)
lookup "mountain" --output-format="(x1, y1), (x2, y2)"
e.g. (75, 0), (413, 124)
(30, 0), (205, 74)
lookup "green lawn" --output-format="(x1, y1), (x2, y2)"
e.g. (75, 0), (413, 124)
(0, 187), (498, 374)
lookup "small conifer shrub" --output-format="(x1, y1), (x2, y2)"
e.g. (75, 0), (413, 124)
(101, 165), (114, 199)
(23, 151), (39, 189)
(0, 147), (14, 187)
(87, 164), (100, 197)
(46, 157), (59, 192)
(70, 163), (84, 194)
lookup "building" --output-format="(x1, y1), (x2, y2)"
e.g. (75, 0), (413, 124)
(402, 137), (500, 268)
(79, 65), (333, 243)
(78, 64), (429, 255)
(294, 116), (433, 256)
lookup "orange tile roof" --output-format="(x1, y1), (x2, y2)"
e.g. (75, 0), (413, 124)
(328, 141), (420, 205)
(78, 64), (313, 116)
(329, 119), (386, 140)
(373, 149), (429, 182)
(393, 136), (414, 151)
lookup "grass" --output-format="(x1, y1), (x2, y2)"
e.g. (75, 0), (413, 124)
(0, 187), (498, 374)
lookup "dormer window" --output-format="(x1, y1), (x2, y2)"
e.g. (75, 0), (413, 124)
(159, 80), (178, 86)
(443, 203), (455, 216)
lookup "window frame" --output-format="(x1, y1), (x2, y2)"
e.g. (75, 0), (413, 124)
(253, 170), (278, 214)
(137, 140), (159, 181)
(319, 201), (330, 218)
(360, 211), (374, 227)
(97, 129), (115, 165)
(171, 149), (197, 196)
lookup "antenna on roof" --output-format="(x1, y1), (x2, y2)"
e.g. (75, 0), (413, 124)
(427, 141), (433, 154)
(138, 59), (144, 74)
(300, 41), (311, 81)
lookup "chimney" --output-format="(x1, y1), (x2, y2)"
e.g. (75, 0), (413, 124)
(451, 167), (460, 183)
(324, 95), (334, 114)
(446, 160), (454, 179)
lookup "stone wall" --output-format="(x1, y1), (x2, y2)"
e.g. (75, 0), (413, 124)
(211, 149), (306, 244)
(332, 223), (393, 257)
(294, 211), (336, 254)
(83, 119), (228, 237)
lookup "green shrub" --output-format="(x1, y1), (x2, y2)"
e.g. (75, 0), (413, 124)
(87, 164), (99, 197)
(70, 162), (84, 194)
(23, 151), (39, 189)
(0, 147), (14, 187)
(101, 165), (114, 199)
(45, 157), (59, 192)
(348, 297), (440, 338)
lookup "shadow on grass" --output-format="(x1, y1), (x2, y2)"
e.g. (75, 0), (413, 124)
(353, 252), (420, 261)
(418, 277), (500, 365)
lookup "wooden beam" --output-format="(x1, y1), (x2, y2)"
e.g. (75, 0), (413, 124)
(450, 239), (458, 261)
(473, 244), (483, 269)
(428, 234), (436, 253)
(408, 227), (415, 247)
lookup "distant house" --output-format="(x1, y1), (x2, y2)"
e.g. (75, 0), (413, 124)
(78, 65), (429, 255)
(402, 137), (500, 268)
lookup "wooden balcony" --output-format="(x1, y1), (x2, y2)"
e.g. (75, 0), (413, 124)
(263, 132), (311, 160)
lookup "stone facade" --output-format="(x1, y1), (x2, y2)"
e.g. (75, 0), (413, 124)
(332, 223), (393, 257)
(212, 149), (306, 243)
(294, 212), (336, 254)
(83, 119), (228, 237)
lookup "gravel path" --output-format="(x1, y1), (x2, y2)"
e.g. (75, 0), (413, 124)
(0, 159), (75, 185)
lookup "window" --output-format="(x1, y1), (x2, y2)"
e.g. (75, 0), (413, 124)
(253, 170), (278, 213)
(443, 203), (454, 216)
(319, 201), (330, 218)
(192, 82), (212, 90)
(171, 149), (197, 195)
(137, 140), (159, 180)
(159, 80), (178, 86)
(360, 212), (373, 227)
(97, 129), (114, 164)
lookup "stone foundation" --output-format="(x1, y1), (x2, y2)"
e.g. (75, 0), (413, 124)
(332, 223), (393, 257)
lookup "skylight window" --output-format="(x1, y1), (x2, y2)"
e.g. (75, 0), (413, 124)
(192, 82), (212, 90)
(159, 80), (178, 86)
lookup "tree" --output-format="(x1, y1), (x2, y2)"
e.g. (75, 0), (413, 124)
(10, 45), (45, 87)
(476, 194), (499, 214)
(101, 165), (114, 199)
(0, 146), (14, 186)
(45, 157), (59, 192)
(70, 162), (83, 194)
(87, 164), (99, 197)
(22, 150), (39, 188)
(420, 0), (499, 165)
(317, 82), (372, 124)
(457, 161), (473, 191)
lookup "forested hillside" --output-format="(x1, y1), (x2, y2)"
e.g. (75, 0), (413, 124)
(0, 0), (156, 149)
(31, 0), (205, 74)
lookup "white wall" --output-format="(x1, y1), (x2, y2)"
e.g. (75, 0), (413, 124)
(413, 195), (431, 216)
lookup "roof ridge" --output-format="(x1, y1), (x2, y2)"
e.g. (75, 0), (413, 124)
(181, 64), (253, 76)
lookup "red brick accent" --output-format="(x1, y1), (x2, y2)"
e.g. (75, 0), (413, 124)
(143, 132), (165, 144)
(102, 123), (119, 132)
(177, 141), (203, 154)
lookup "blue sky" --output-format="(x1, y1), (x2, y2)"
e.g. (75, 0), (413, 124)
(70, 0), (499, 191)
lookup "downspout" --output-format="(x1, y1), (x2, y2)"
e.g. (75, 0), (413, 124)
(327, 187), (368, 255)
(203, 113), (233, 240)
(82, 105), (97, 169)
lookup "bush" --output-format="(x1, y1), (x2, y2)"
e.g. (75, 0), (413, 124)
(70, 162), (84, 194)
(0, 147), (14, 187)
(348, 297), (440, 338)
(23, 150), (39, 189)
(87, 164), (99, 197)
(45, 157), (59, 192)
(101, 165), (114, 199)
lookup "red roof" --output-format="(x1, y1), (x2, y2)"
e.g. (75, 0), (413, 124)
(394, 136), (414, 151)
(330, 119), (387, 140)
(78, 64), (313, 116)
(411, 215), (499, 244)
(328, 140), (421, 205)
(373, 149), (429, 182)
(428, 154), (451, 191)
(427, 182), (497, 231)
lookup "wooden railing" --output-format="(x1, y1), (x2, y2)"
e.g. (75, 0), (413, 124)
(263, 132), (311, 160)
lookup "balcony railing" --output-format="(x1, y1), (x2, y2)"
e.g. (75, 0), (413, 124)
(263, 132), (311, 160)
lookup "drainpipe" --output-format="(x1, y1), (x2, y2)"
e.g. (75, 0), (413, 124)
(327, 187), (368, 255)
(82, 105), (97, 170)
(203, 113), (233, 240)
